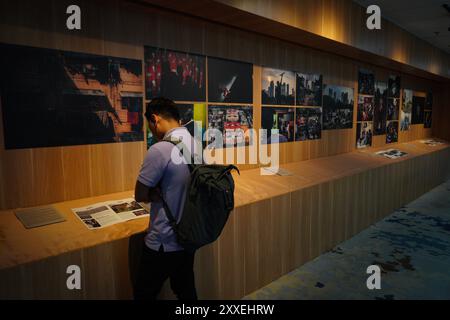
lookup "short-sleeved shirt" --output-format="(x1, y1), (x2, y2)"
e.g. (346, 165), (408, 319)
(138, 127), (197, 252)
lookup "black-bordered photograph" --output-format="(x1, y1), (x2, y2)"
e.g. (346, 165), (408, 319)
(110, 201), (143, 214)
(261, 67), (295, 105)
(0, 43), (144, 150)
(296, 73), (323, 106)
(387, 98), (400, 121)
(388, 75), (401, 98)
(295, 107), (322, 141)
(424, 110), (432, 129)
(322, 84), (354, 130)
(374, 82), (388, 135)
(411, 95), (425, 125)
(147, 103), (207, 149)
(401, 89), (413, 131)
(356, 121), (373, 149)
(144, 46), (206, 101)
(207, 105), (253, 147)
(358, 69), (375, 95)
(357, 95), (374, 121)
(176, 103), (207, 138)
(386, 121), (399, 144)
(261, 107), (295, 143)
(208, 57), (253, 103)
(425, 92), (433, 110)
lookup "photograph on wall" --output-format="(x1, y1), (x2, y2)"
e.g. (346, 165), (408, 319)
(388, 75), (401, 98)
(373, 82), (387, 135)
(144, 46), (206, 101)
(207, 105), (253, 147)
(322, 84), (354, 130)
(0, 43), (144, 149)
(357, 95), (374, 121)
(358, 69), (375, 95)
(261, 107), (295, 143)
(424, 110), (432, 129)
(176, 103), (207, 138)
(386, 121), (399, 144)
(147, 103), (206, 149)
(387, 98), (400, 121)
(400, 89), (413, 131)
(261, 67), (295, 105)
(207, 57), (253, 103)
(411, 95), (425, 125)
(425, 92), (433, 110)
(296, 73), (322, 106)
(356, 122), (373, 149)
(295, 107), (322, 141)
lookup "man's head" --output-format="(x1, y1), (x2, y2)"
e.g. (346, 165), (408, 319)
(145, 97), (180, 140)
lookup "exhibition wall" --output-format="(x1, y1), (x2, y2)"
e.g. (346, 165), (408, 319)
(0, 0), (447, 210)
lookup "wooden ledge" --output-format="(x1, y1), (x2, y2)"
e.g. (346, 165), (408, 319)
(0, 139), (448, 270)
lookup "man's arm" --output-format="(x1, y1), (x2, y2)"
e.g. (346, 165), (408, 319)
(134, 180), (161, 203)
(135, 146), (167, 203)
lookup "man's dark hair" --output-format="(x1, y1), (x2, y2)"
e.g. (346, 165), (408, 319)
(145, 97), (180, 122)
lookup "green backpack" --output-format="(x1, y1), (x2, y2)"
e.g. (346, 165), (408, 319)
(160, 139), (239, 252)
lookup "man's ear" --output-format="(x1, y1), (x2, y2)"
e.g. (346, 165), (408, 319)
(150, 114), (157, 124)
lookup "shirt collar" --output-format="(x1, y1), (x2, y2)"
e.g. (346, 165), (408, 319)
(163, 126), (187, 140)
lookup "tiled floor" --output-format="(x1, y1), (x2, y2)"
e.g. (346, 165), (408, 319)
(244, 179), (450, 300)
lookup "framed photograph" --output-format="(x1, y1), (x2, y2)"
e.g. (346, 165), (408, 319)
(261, 107), (295, 143)
(400, 89), (413, 131)
(356, 122), (373, 149)
(411, 95), (425, 125)
(373, 82), (387, 135)
(261, 67), (295, 105)
(322, 84), (354, 130)
(0, 43), (144, 149)
(176, 103), (207, 138)
(295, 107), (322, 141)
(208, 57), (253, 103)
(386, 121), (399, 144)
(296, 73), (322, 106)
(424, 111), (432, 129)
(207, 105), (253, 147)
(388, 75), (401, 98)
(358, 69), (375, 95)
(387, 98), (400, 121)
(144, 46), (206, 101)
(357, 95), (374, 121)
(425, 92), (433, 110)
(146, 103), (206, 149)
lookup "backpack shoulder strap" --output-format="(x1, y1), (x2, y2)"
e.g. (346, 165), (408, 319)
(161, 137), (198, 169)
(157, 137), (196, 227)
(160, 196), (177, 227)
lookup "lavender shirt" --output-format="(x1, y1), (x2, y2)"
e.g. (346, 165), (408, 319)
(138, 127), (197, 252)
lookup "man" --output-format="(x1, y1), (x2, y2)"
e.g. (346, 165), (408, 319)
(134, 97), (198, 300)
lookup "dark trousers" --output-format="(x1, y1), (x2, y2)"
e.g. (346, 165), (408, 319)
(133, 244), (197, 300)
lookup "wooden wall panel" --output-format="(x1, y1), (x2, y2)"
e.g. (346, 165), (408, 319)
(217, 0), (449, 79)
(89, 144), (125, 196)
(62, 146), (92, 201)
(433, 84), (450, 142)
(0, 0), (447, 210)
